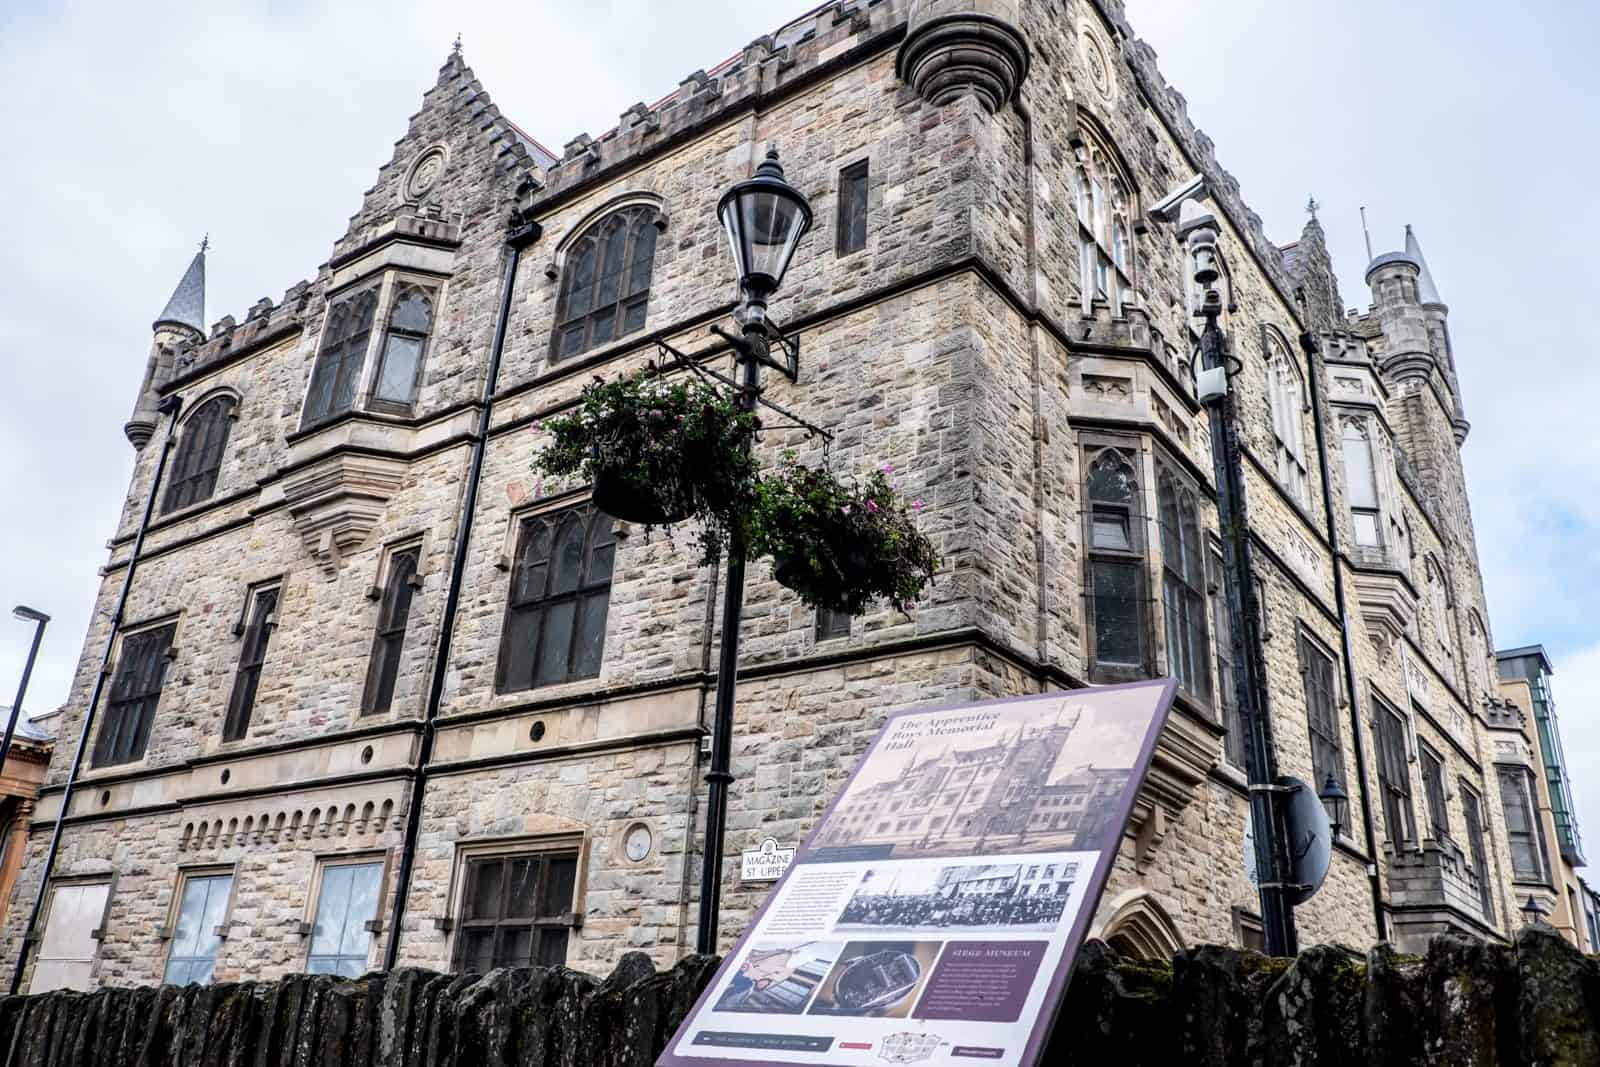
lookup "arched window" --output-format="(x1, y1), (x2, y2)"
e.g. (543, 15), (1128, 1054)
(363, 546), (421, 715)
(1083, 442), (1147, 680)
(370, 285), (435, 412)
(1157, 462), (1209, 702)
(497, 505), (616, 691)
(552, 205), (659, 359)
(304, 287), (379, 426)
(1265, 331), (1309, 507)
(162, 394), (237, 514)
(1071, 128), (1135, 314)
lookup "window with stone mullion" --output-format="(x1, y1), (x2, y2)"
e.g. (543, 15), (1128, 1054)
(1459, 782), (1494, 920)
(92, 623), (176, 767)
(370, 285), (435, 411)
(1265, 338), (1308, 506)
(1072, 140), (1133, 314)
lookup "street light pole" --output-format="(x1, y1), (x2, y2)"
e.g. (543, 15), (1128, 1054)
(0, 607), (50, 780)
(1186, 215), (1299, 957)
(695, 148), (813, 955)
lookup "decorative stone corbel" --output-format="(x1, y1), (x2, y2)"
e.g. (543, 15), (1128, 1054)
(897, 0), (1030, 115)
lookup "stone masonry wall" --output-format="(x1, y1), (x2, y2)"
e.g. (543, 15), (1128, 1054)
(3, 927), (1598, 1066)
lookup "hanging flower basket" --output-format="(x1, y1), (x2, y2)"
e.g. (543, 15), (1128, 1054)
(750, 459), (940, 614)
(534, 371), (759, 563)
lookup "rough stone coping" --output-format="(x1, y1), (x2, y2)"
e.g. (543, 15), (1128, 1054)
(1, 929), (1594, 1065)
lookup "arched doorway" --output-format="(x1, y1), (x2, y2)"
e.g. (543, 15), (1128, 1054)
(1097, 891), (1186, 961)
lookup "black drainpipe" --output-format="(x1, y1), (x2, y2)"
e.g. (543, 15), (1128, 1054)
(382, 209), (542, 970)
(1299, 319), (1387, 941)
(10, 393), (185, 994)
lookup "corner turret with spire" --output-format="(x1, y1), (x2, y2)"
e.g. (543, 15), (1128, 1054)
(125, 240), (207, 448)
(1363, 225), (1467, 444)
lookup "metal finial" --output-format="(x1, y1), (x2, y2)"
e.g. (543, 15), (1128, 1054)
(1305, 195), (1319, 220)
(199, 233), (209, 254)
(452, 33), (462, 55)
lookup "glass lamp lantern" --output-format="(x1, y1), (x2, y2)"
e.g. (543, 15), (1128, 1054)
(717, 147), (814, 312)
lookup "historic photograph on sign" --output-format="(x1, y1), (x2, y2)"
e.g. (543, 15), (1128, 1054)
(809, 699), (1140, 860)
(836, 859), (1079, 933)
(805, 940), (941, 1019)
(711, 941), (842, 1015)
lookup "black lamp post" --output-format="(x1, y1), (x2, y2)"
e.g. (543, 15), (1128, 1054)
(1318, 773), (1349, 835)
(1521, 895), (1548, 927)
(1185, 208), (1299, 957)
(0, 606), (50, 780)
(696, 147), (813, 955)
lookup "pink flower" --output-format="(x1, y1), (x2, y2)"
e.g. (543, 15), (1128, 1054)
(864, 499), (879, 514)
(841, 505), (852, 515)
(881, 462), (895, 474)
(912, 499), (924, 510)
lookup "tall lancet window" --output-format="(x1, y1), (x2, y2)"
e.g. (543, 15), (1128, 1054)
(370, 285), (435, 413)
(1082, 440), (1148, 681)
(1264, 331), (1309, 507)
(1070, 126), (1136, 314)
(1340, 420), (1382, 550)
(163, 394), (237, 514)
(303, 287), (379, 427)
(552, 205), (659, 360)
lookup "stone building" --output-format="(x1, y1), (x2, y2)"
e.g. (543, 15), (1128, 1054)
(0, 710), (52, 932)
(2, 0), (1561, 990)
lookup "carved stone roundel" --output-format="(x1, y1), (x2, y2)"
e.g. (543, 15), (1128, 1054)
(406, 148), (446, 199)
(1082, 27), (1114, 99)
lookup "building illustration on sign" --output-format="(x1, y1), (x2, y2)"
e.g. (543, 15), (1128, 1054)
(814, 706), (1131, 858)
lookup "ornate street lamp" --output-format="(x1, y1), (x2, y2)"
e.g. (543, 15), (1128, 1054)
(1318, 773), (1349, 834)
(1521, 895), (1549, 926)
(718, 147), (814, 322)
(697, 147), (813, 956)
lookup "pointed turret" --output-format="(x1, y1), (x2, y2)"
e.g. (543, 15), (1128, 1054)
(126, 242), (208, 449)
(1405, 225), (1443, 308)
(1282, 196), (1345, 331)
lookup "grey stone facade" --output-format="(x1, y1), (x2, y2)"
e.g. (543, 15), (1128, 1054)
(1, 0), (1550, 988)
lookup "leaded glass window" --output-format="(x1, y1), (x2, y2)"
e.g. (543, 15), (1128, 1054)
(303, 287), (379, 427)
(452, 851), (578, 973)
(92, 622), (176, 768)
(163, 872), (232, 986)
(497, 506), (615, 692)
(1071, 130), (1135, 314)
(552, 206), (658, 360)
(363, 548), (420, 715)
(224, 585), (279, 741)
(1083, 442), (1147, 680)
(370, 285), (435, 412)
(163, 394), (236, 514)
(307, 861), (382, 977)
(1157, 462), (1209, 702)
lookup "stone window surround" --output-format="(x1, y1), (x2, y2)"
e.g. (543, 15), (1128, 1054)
(835, 157), (870, 258)
(223, 579), (283, 743)
(30, 870), (116, 961)
(158, 861), (241, 984)
(298, 847), (394, 973)
(1069, 112), (1141, 317)
(1154, 449), (1212, 708)
(160, 388), (242, 518)
(435, 831), (588, 964)
(89, 613), (183, 772)
(297, 267), (450, 432)
(1297, 625), (1347, 831)
(1079, 430), (1152, 685)
(542, 192), (668, 363)
(362, 538), (427, 718)
(1262, 324), (1310, 509)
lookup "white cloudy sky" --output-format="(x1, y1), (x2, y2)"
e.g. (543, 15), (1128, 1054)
(2, 2), (1597, 857)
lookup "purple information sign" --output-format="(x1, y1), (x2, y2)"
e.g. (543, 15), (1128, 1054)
(659, 679), (1177, 1067)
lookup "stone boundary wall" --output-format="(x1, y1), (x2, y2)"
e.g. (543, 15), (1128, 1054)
(1, 928), (1595, 1066)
